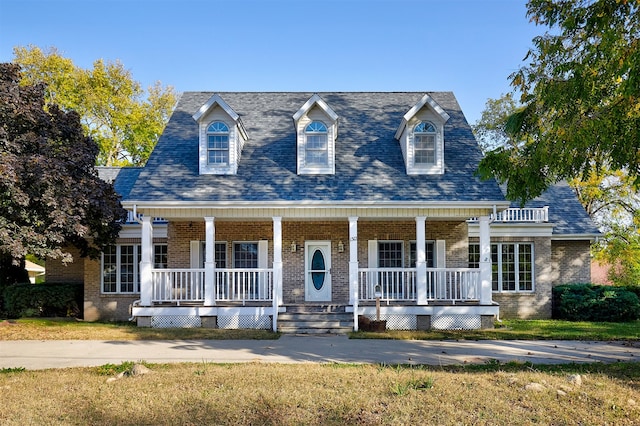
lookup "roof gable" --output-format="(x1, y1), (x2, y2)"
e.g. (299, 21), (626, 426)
(292, 93), (339, 122)
(394, 93), (450, 140)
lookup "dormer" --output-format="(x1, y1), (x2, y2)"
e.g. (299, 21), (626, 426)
(193, 94), (248, 175)
(293, 94), (338, 175)
(395, 94), (450, 175)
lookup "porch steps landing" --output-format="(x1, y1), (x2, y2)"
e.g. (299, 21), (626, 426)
(278, 305), (352, 334)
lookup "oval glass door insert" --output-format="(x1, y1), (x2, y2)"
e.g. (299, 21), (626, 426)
(311, 249), (326, 290)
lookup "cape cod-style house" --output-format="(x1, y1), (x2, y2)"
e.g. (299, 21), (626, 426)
(47, 92), (600, 332)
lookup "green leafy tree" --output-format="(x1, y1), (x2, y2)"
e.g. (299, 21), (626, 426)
(13, 45), (176, 166)
(474, 93), (640, 286)
(477, 0), (640, 204)
(0, 63), (127, 288)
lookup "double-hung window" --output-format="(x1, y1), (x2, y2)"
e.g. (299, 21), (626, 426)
(469, 243), (534, 292)
(413, 121), (437, 166)
(305, 121), (328, 166)
(207, 121), (230, 166)
(102, 244), (167, 294)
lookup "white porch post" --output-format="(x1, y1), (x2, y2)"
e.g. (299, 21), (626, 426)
(348, 217), (359, 330)
(204, 217), (215, 306)
(415, 216), (427, 305)
(479, 216), (493, 305)
(272, 217), (283, 332)
(140, 216), (153, 306)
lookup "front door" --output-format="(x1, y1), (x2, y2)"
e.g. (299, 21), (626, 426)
(305, 241), (332, 301)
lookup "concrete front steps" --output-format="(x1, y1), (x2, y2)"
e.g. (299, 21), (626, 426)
(278, 305), (353, 334)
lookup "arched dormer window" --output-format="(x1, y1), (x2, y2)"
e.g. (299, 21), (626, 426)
(207, 121), (230, 166)
(305, 121), (328, 166)
(413, 121), (437, 165)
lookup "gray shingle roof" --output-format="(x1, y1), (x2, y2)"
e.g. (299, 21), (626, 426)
(121, 92), (599, 237)
(97, 167), (142, 199)
(504, 181), (600, 236)
(126, 92), (505, 203)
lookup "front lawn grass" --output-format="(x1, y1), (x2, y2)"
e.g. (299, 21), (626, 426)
(0, 318), (278, 340)
(351, 319), (640, 341)
(2, 318), (639, 341)
(1, 361), (639, 425)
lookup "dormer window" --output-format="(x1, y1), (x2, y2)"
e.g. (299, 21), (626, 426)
(207, 121), (230, 165)
(193, 94), (248, 175)
(293, 94), (338, 175)
(395, 94), (450, 175)
(413, 121), (437, 166)
(305, 121), (328, 166)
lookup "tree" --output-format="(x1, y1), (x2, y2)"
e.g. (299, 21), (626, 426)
(13, 45), (176, 166)
(0, 63), (127, 286)
(477, 0), (640, 204)
(474, 93), (640, 286)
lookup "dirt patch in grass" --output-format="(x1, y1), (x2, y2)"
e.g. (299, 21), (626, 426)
(1, 362), (639, 425)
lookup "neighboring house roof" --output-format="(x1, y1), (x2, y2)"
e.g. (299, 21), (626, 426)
(97, 167), (143, 199)
(125, 92), (506, 204)
(503, 181), (601, 237)
(24, 260), (45, 274)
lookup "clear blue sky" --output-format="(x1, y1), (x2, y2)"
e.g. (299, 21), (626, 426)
(0, 0), (543, 124)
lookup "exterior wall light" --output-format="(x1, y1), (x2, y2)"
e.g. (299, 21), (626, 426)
(290, 241), (297, 252)
(337, 240), (344, 252)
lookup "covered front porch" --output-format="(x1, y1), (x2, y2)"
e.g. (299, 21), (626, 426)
(130, 206), (501, 331)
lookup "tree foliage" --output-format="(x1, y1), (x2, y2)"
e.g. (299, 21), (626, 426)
(477, 0), (640, 204)
(0, 63), (127, 284)
(475, 93), (640, 286)
(13, 45), (176, 166)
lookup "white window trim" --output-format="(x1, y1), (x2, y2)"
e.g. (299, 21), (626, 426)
(470, 242), (535, 293)
(408, 120), (444, 174)
(294, 94), (338, 175)
(194, 94), (247, 176)
(206, 121), (230, 167)
(101, 244), (167, 294)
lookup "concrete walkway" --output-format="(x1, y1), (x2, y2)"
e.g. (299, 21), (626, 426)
(1, 335), (639, 370)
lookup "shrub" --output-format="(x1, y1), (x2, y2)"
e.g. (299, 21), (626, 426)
(2, 282), (83, 319)
(552, 283), (640, 322)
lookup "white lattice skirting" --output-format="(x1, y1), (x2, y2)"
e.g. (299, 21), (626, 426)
(151, 315), (202, 328)
(363, 314), (417, 330)
(431, 314), (481, 330)
(217, 315), (272, 330)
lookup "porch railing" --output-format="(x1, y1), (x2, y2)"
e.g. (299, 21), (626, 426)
(152, 269), (205, 303)
(150, 268), (273, 305)
(214, 268), (273, 305)
(359, 267), (480, 303)
(359, 268), (416, 301)
(492, 207), (549, 223)
(425, 268), (480, 302)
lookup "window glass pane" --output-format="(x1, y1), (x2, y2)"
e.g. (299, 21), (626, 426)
(208, 150), (229, 164)
(208, 135), (229, 150)
(154, 245), (168, 269)
(415, 135), (435, 164)
(468, 244), (480, 268)
(378, 242), (402, 268)
(410, 242), (435, 267)
(234, 243), (258, 268)
(305, 121), (327, 132)
(415, 122), (436, 133)
(491, 244), (499, 291)
(306, 134), (327, 150)
(518, 244), (533, 291)
(501, 244), (516, 291)
(120, 245), (135, 293)
(207, 121), (229, 133)
(215, 242), (227, 268)
(103, 246), (117, 293)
